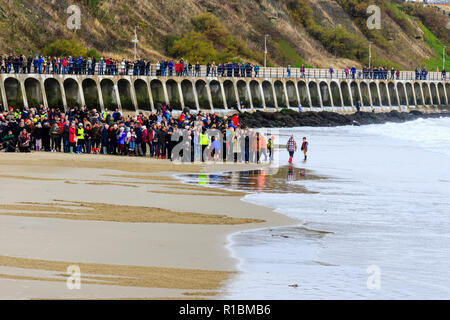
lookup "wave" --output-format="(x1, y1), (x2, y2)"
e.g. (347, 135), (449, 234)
(360, 117), (450, 156)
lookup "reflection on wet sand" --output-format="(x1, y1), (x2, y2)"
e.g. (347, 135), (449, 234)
(180, 166), (325, 194)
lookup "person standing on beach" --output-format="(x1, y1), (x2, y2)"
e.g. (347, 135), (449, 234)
(286, 135), (297, 164)
(76, 123), (85, 154)
(101, 124), (109, 155)
(356, 100), (361, 113)
(200, 128), (209, 162)
(301, 137), (308, 161)
(68, 122), (76, 154)
(267, 136), (274, 161)
(50, 122), (61, 152)
(232, 130), (241, 163)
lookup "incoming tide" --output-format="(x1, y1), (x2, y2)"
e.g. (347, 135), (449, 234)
(182, 117), (450, 299)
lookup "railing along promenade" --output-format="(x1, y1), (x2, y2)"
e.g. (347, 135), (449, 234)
(0, 64), (448, 114)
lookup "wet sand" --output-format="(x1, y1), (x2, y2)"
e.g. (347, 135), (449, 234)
(0, 152), (297, 299)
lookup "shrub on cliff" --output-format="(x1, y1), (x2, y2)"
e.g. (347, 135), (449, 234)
(169, 32), (218, 64)
(168, 12), (264, 64)
(42, 39), (100, 59)
(42, 39), (86, 57)
(284, 0), (369, 62)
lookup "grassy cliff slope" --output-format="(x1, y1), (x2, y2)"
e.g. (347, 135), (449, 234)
(0, 0), (448, 69)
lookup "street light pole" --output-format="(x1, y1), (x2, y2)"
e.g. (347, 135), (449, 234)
(264, 34), (269, 69)
(369, 41), (373, 69)
(133, 25), (140, 60)
(443, 45), (446, 71)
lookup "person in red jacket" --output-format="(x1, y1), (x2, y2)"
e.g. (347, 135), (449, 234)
(62, 57), (68, 74)
(179, 62), (184, 76)
(68, 122), (77, 154)
(231, 114), (239, 128)
(141, 125), (148, 156)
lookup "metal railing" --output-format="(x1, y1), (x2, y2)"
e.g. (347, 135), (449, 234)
(1, 64), (448, 82)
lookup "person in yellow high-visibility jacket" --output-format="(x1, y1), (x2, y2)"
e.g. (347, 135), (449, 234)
(101, 108), (109, 120)
(43, 57), (47, 74)
(200, 129), (209, 162)
(76, 123), (85, 154)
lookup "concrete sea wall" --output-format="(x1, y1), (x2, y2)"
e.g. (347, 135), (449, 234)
(0, 74), (449, 114)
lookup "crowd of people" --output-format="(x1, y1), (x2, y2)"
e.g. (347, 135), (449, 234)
(325, 65), (448, 81)
(328, 66), (404, 80)
(0, 104), (276, 163)
(415, 67), (430, 80)
(0, 55), (147, 76)
(1, 54), (446, 80)
(154, 59), (260, 78)
(0, 55), (261, 78)
(360, 66), (401, 80)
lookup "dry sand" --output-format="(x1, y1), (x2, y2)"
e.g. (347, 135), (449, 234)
(0, 152), (298, 300)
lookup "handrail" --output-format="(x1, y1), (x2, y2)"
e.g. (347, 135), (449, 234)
(0, 65), (447, 82)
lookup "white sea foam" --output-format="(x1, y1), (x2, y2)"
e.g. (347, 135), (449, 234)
(222, 117), (450, 299)
(361, 117), (450, 156)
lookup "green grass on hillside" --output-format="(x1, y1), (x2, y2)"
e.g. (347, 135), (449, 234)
(275, 40), (312, 68)
(384, 1), (416, 37)
(419, 22), (449, 71)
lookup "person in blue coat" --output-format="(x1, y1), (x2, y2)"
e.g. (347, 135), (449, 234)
(254, 65), (260, 77)
(38, 56), (45, 74)
(351, 66), (356, 79)
(33, 57), (39, 73)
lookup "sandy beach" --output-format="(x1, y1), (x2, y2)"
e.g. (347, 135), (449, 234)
(0, 152), (297, 299)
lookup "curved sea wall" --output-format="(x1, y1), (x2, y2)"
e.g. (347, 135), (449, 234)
(0, 73), (449, 114)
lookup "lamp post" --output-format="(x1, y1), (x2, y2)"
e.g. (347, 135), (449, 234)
(132, 25), (140, 60)
(443, 45), (446, 71)
(264, 34), (269, 69)
(369, 41), (373, 69)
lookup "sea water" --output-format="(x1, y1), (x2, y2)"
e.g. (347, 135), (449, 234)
(216, 117), (450, 299)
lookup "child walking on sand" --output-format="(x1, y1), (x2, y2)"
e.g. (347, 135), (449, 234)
(301, 137), (309, 161)
(286, 135), (297, 164)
